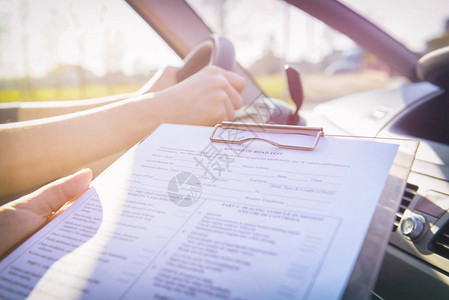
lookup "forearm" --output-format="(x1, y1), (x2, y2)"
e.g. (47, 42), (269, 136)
(0, 94), (165, 199)
(16, 92), (137, 121)
(14, 66), (179, 122)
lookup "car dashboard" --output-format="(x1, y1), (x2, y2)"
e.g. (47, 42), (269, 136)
(308, 82), (449, 297)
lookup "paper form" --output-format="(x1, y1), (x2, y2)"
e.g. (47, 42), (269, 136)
(0, 124), (398, 299)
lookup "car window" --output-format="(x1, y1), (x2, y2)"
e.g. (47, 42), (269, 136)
(186, 0), (410, 108)
(339, 0), (449, 54)
(0, 0), (181, 103)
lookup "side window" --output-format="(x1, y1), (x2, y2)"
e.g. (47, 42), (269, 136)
(0, 0), (181, 102)
(186, 0), (407, 107)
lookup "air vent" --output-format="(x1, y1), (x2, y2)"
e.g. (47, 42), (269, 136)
(428, 219), (449, 259)
(392, 183), (419, 232)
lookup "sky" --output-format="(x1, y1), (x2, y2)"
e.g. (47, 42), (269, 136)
(0, 0), (448, 79)
(0, 0), (181, 78)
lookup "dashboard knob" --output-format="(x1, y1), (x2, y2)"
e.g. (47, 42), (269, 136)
(401, 215), (425, 239)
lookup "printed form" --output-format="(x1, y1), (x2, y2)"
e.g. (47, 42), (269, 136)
(0, 124), (398, 299)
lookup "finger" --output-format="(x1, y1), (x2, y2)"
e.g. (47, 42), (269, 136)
(18, 168), (93, 216)
(41, 168), (93, 213)
(223, 82), (244, 110)
(223, 70), (246, 94)
(222, 95), (236, 121)
(221, 71), (245, 109)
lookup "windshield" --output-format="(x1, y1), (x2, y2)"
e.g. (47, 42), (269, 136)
(186, 0), (412, 108)
(339, 0), (449, 54)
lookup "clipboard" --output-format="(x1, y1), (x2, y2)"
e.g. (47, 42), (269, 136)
(0, 122), (418, 299)
(210, 121), (419, 299)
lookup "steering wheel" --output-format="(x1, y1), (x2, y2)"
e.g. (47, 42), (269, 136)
(176, 34), (236, 82)
(416, 46), (449, 88)
(177, 34), (304, 125)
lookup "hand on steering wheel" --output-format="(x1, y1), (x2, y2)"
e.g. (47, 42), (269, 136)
(177, 34), (236, 82)
(175, 34), (303, 125)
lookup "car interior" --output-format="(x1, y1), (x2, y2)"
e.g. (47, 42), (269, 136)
(127, 0), (449, 298)
(1, 0), (449, 298)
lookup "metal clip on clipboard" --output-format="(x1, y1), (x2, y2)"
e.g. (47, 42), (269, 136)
(210, 121), (324, 151)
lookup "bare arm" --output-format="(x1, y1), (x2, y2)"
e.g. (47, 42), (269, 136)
(15, 66), (179, 121)
(0, 66), (245, 199)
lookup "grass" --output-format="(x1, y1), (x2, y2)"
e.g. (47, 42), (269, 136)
(0, 85), (142, 103)
(255, 74), (292, 104)
(0, 71), (400, 106)
(256, 70), (404, 106)
(0, 75), (291, 104)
